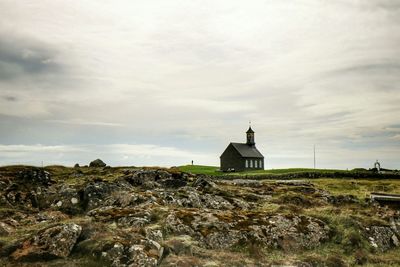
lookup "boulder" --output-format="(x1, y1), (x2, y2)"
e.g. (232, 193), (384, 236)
(89, 159), (106, 168)
(82, 182), (122, 211)
(367, 226), (399, 251)
(192, 176), (216, 189)
(390, 217), (400, 236)
(10, 223), (82, 261)
(85, 239), (163, 267)
(160, 178), (187, 188)
(18, 168), (52, 185)
(4, 184), (47, 208)
(164, 235), (199, 256)
(53, 185), (82, 215)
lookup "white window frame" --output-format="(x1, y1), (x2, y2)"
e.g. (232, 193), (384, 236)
(245, 159), (248, 168)
(250, 160), (253, 168)
(255, 160), (258, 168)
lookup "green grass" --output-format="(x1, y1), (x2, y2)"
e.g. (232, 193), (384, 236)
(312, 178), (400, 198)
(176, 165), (343, 176)
(176, 165), (221, 175)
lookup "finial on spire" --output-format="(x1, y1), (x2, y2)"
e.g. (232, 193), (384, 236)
(249, 120), (251, 127)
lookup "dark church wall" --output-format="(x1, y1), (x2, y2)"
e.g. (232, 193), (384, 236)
(220, 144), (245, 171)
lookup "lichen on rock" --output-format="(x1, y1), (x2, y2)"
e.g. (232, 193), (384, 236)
(10, 223), (82, 261)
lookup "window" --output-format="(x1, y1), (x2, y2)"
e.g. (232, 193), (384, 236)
(245, 159), (248, 168)
(250, 160), (253, 168)
(255, 160), (258, 168)
(260, 160), (263, 168)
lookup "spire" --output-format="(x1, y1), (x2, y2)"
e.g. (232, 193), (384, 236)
(246, 120), (254, 134)
(246, 124), (255, 146)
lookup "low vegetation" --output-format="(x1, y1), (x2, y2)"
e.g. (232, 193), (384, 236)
(178, 165), (361, 176)
(0, 164), (399, 266)
(177, 164), (341, 175)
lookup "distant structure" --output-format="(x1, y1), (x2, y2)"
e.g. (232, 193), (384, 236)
(374, 160), (381, 172)
(220, 126), (264, 172)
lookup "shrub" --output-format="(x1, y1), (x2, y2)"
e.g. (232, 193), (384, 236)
(354, 249), (368, 265)
(326, 254), (347, 267)
(343, 231), (363, 251)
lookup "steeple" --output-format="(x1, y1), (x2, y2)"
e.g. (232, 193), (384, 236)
(246, 126), (255, 146)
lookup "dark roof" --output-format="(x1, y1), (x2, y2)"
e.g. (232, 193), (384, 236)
(231, 143), (264, 158)
(246, 127), (254, 133)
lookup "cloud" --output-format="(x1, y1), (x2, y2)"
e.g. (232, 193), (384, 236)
(325, 63), (400, 78)
(0, 144), (87, 154)
(0, 35), (61, 81)
(45, 119), (124, 127)
(0, 143), (212, 167)
(390, 134), (400, 141)
(2, 96), (17, 102)
(0, 0), (399, 169)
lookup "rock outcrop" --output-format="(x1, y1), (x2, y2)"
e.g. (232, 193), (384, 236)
(0, 165), (399, 266)
(9, 223), (81, 261)
(367, 226), (399, 252)
(89, 159), (107, 168)
(164, 210), (330, 251)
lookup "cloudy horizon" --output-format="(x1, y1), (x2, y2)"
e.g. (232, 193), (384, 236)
(1, 0), (399, 169)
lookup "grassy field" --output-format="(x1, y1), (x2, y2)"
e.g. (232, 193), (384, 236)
(177, 165), (345, 176)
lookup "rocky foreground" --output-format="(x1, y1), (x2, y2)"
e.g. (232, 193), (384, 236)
(0, 166), (399, 266)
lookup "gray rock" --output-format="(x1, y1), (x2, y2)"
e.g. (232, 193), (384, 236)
(10, 223), (82, 261)
(262, 214), (330, 251)
(82, 182), (124, 211)
(53, 185), (82, 214)
(160, 178), (187, 188)
(145, 229), (164, 243)
(100, 240), (163, 267)
(368, 226), (399, 251)
(164, 210), (330, 251)
(123, 169), (189, 190)
(164, 235), (199, 256)
(192, 176), (216, 189)
(18, 168), (52, 185)
(89, 159), (107, 167)
(164, 188), (234, 210)
(124, 170), (170, 186)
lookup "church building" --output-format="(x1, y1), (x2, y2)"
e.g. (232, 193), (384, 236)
(220, 126), (264, 172)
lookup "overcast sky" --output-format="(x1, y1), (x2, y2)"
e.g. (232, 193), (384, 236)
(0, 0), (399, 169)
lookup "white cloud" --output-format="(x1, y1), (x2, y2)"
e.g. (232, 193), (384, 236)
(0, 144), (212, 167)
(45, 119), (124, 127)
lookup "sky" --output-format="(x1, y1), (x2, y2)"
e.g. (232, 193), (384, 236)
(0, 0), (399, 169)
